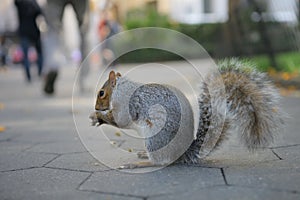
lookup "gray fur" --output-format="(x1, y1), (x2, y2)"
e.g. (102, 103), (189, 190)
(178, 82), (212, 163)
(129, 84), (181, 152)
(110, 78), (194, 165)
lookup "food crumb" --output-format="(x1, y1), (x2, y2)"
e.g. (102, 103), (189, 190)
(115, 132), (121, 137)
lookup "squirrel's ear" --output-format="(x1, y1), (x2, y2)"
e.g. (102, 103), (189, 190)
(109, 71), (116, 87)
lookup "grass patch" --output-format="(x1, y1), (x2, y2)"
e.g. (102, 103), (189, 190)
(249, 51), (300, 72)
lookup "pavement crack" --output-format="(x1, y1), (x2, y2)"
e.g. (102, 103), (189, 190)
(271, 149), (283, 160)
(75, 169), (116, 191)
(43, 166), (93, 173)
(77, 189), (146, 199)
(233, 184), (300, 194)
(270, 143), (300, 149)
(174, 162), (222, 169)
(76, 172), (94, 190)
(0, 166), (40, 173)
(23, 143), (41, 152)
(42, 154), (62, 167)
(61, 151), (89, 155)
(220, 168), (229, 186)
(43, 165), (113, 173)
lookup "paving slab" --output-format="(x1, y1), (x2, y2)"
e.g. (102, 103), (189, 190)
(272, 145), (300, 162)
(11, 190), (144, 200)
(270, 145), (300, 170)
(149, 185), (300, 200)
(45, 152), (109, 172)
(224, 162), (300, 192)
(0, 140), (34, 153)
(0, 126), (24, 143)
(27, 141), (87, 154)
(0, 141), (58, 172)
(199, 146), (279, 168)
(273, 97), (300, 147)
(11, 129), (81, 144)
(1, 62), (300, 199)
(0, 151), (58, 172)
(79, 165), (224, 197)
(0, 168), (90, 200)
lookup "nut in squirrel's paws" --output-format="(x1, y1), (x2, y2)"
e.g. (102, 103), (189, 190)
(89, 110), (117, 126)
(89, 112), (104, 126)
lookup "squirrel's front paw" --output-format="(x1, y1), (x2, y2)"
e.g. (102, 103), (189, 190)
(89, 112), (104, 126)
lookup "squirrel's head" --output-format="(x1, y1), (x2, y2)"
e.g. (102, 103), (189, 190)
(95, 71), (121, 111)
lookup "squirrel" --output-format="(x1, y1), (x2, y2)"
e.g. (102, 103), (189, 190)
(90, 59), (284, 169)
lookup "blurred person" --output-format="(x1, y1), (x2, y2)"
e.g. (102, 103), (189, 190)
(97, 10), (121, 68)
(14, 0), (43, 82)
(0, 36), (8, 70)
(43, 0), (90, 95)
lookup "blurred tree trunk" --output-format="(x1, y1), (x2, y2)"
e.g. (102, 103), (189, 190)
(228, 0), (242, 56)
(248, 0), (279, 70)
(234, 5), (253, 55)
(298, 0), (300, 21)
(228, 0), (252, 56)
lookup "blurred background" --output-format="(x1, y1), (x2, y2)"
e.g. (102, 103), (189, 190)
(1, 1), (300, 198)
(0, 0), (299, 80)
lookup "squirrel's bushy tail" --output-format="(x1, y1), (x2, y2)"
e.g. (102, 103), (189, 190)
(217, 59), (284, 149)
(180, 59), (284, 164)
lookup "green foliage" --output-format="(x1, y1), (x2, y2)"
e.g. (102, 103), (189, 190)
(250, 51), (300, 72)
(122, 8), (223, 62)
(121, 7), (298, 66)
(116, 48), (182, 63)
(177, 23), (223, 55)
(125, 8), (173, 29)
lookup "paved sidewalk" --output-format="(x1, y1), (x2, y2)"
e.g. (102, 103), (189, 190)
(0, 62), (300, 200)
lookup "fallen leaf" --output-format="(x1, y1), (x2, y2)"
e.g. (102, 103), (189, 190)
(0, 126), (6, 132)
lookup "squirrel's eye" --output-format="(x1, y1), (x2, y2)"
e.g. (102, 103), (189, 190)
(99, 90), (105, 97)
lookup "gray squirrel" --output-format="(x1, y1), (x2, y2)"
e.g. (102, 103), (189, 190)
(90, 59), (284, 168)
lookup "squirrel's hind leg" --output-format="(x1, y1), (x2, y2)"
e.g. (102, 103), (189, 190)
(118, 151), (162, 169)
